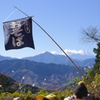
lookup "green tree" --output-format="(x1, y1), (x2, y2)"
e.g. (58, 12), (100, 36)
(93, 42), (100, 74)
(0, 73), (14, 92)
(81, 26), (100, 75)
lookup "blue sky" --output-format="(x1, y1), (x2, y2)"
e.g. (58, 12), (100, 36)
(0, 0), (100, 58)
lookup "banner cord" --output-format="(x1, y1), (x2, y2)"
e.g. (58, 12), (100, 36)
(3, 9), (17, 22)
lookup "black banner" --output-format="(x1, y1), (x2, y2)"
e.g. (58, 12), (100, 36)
(3, 17), (35, 50)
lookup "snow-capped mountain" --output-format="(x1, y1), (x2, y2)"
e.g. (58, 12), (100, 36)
(63, 49), (91, 55)
(0, 49), (95, 67)
(23, 51), (95, 67)
(51, 49), (95, 60)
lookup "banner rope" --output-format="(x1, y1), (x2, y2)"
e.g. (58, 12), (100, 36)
(3, 9), (17, 22)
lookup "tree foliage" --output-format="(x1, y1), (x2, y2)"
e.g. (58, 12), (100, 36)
(81, 26), (100, 75)
(93, 42), (100, 74)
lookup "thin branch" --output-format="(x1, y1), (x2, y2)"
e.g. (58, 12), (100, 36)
(81, 26), (100, 42)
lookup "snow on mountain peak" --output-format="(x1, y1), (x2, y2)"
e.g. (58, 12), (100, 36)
(63, 49), (90, 55)
(51, 51), (56, 54)
(51, 51), (59, 55)
(49, 49), (94, 58)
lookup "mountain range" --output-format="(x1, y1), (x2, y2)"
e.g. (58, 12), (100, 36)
(0, 51), (95, 67)
(0, 51), (95, 90)
(0, 55), (17, 61)
(23, 51), (95, 67)
(0, 59), (89, 90)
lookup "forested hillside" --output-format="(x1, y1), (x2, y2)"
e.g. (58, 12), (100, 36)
(0, 59), (88, 89)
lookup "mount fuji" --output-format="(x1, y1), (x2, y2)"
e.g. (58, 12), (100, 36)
(64, 49), (95, 60)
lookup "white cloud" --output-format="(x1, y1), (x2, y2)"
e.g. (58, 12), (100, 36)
(50, 49), (90, 55)
(63, 49), (89, 55)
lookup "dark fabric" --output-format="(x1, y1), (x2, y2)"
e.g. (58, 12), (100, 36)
(3, 17), (35, 50)
(43, 98), (49, 100)
(74, 84), (88, 99)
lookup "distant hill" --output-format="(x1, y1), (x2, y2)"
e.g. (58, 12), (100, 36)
(23, 51), (95, 67)
(0, 55), (17, 61)
(23, 52), (69, 64)
(0, 72), (39, 93)
(0, 59), (89, 90)
(81, 58), (95, 67)
(0, 51), (95, 67)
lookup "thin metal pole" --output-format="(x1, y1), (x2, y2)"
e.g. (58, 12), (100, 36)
(14, 6), (100, 98)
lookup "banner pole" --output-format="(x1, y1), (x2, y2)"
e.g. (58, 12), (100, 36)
(14, 6), (84, 77)
(14, 6), (100, 98)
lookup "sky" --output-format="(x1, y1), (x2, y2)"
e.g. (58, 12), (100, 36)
(0, 0), (100, 58)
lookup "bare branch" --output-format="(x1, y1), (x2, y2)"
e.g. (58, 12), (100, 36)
(81, 26), (100, 43)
